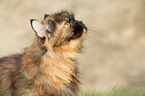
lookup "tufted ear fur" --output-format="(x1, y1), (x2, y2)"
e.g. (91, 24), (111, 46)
(30, 19), (46, 38)
(44, 14), (49, 19)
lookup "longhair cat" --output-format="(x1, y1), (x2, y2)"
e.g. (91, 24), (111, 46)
(0, 11), (87, 96)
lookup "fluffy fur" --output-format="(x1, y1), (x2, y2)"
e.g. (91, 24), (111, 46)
(0, 11), (87, 96)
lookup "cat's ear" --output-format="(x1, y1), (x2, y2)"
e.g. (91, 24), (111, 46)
(30, 19), (46, 38)
(44, 14), (49, 19)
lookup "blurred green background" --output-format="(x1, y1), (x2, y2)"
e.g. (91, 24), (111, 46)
(1, 0), (145, 94)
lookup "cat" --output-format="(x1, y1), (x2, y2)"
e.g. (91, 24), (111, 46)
(0, 11), (87, 96)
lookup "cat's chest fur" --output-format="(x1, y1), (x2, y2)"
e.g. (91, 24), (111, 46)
(22, 46), (79, 96)
(36, 51), (77, 89)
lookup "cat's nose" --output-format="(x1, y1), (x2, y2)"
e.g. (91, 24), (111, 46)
(75, 21), (88, 31)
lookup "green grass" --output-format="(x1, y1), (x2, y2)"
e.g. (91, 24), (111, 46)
(78, 85), (145, 96)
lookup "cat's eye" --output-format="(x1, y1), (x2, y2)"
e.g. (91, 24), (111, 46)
(64, 22), (70, 27)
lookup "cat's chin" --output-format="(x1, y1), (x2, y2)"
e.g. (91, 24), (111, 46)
(67, 28), (86, 42)
(54, 28), (86, 47)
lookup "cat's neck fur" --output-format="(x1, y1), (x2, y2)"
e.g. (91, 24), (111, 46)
(22, 37), (80, 95)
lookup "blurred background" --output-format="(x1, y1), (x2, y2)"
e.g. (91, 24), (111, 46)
(1, 0), (145, 94)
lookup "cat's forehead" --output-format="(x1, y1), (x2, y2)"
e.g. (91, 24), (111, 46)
(51, 11), (74, 22)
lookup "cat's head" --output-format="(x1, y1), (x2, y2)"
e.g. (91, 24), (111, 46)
(30, 11), (87, 50)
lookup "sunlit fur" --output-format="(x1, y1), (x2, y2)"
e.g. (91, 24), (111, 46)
(0, 11), (87, 96)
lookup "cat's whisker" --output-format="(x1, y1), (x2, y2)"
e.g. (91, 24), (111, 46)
(87, 27), (113, 49)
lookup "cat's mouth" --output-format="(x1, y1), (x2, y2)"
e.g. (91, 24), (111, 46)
(69, 21), (87, 40)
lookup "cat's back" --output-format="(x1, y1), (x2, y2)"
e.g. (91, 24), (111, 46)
(0, 54), (23, 96)
(0, 54), (23, 71)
